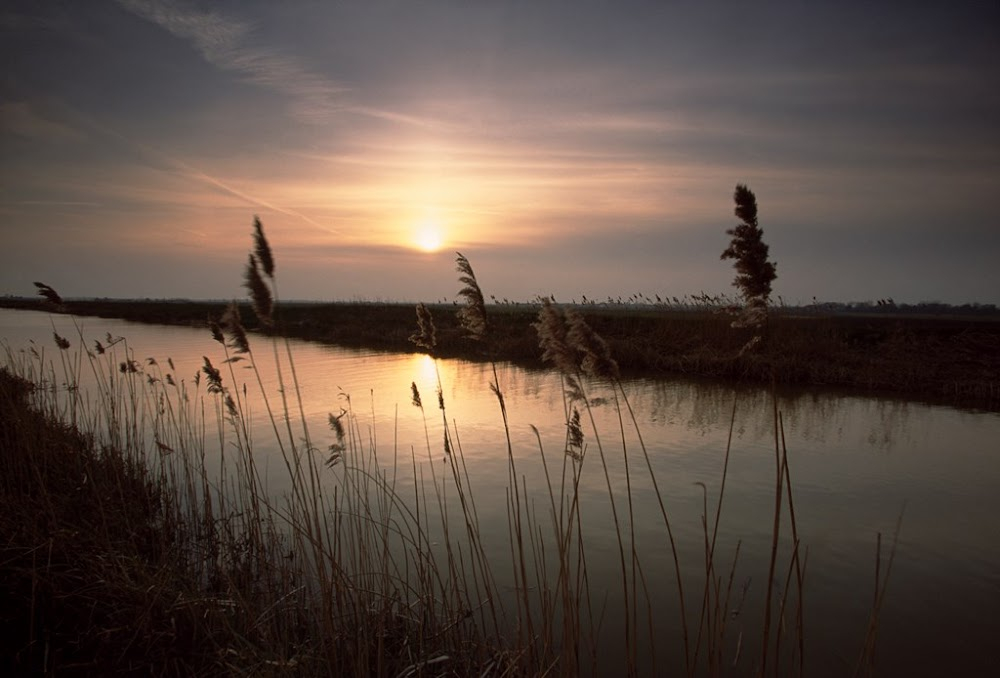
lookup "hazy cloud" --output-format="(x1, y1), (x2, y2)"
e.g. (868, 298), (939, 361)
(116, 0), (348, 122)
(0, 101), (84, 142)
(2, 1), (998, 303)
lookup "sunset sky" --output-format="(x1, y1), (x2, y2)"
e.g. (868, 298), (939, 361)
(2, 1), (998, 304)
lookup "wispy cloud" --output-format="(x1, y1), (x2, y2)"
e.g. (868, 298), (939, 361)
(0, 101), (84, 142)
(116, 0), (347, 123)
(14, 200), (101, 207)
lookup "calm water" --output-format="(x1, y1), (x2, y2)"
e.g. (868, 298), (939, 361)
(3, 308), (998, 676)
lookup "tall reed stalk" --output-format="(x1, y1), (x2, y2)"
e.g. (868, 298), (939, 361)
(2, 234), (895, 676)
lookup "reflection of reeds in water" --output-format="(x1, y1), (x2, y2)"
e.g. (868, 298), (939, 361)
(2, 225), (897, 677)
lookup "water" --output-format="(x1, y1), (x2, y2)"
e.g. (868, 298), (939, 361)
(3, 308), (998, 676)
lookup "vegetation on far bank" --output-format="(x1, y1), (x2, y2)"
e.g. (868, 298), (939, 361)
(2, 295), (998, 411)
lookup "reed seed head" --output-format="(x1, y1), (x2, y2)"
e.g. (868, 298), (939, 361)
(721, 183), (777, 306)
(243, 254), (274, 327)
(34, 281), (64, 308)
(202, 356), (224, 394)
(327, 410), (346, 466)
(325, 448), (343, 468)
(564, 374), (586, 404)
(328, 410), (346, 441)
(224, 393), (239, 420)
(209, 318), (225, 344)
(533, 299), (578, 375)
(566, 309), (619, 380)
(566, 407), (585, 461)
(409, 302), (437, 351)
(455, 252), (488, 341)
(410, 382), (423, 409)
(221, 302), (251, 354)
(53, 332), (70, 351)
(252, 216), (275, 279)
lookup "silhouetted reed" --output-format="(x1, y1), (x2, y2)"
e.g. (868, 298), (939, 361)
(1, 223), (902, 677)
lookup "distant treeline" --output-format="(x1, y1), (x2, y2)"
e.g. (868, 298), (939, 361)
(2, 295), (999, 412)
(2, 295), (998, 317)
(809, 300), (1000, 316)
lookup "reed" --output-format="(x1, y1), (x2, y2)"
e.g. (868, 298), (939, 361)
(0, 223), (900, 676)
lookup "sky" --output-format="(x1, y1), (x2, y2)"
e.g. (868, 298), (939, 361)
(2, 1), (998, 305)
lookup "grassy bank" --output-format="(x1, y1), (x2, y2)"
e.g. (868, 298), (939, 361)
(0, 369), (222, 674)
(0, 356), (511, 676)
(2, 296), (998, 410)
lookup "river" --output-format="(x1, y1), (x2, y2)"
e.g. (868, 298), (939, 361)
(2, 307), (998, 676)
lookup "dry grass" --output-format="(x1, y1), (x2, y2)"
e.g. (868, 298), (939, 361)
(0, 221), (901, 676)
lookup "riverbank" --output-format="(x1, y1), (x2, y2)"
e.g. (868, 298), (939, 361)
(0, 365), (509, 675)
(0, 369), (219, 673)
(3, 297), (998, 410)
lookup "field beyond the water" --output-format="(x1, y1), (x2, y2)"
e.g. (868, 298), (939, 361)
(3, 297), (998, 411)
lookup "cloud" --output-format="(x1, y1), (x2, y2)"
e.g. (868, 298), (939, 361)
(115, 0), (348, 122)
(0, 101), (84, 142)
(13, 200), (101, 207)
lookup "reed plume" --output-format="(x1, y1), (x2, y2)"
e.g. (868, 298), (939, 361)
(566, 407), (585, 461)
(327, 411), (346, 466)
(455, 252), (488, 341)
(252, 216), (275, 279)
(566, 309), (619, 380)
(533, 298), (578, 375)
(53, 332), (70, 351)
(532, 299), (587, 402)
(721, 184), (776, 337)
(244, 254), (274, 327)
(33, 281), (64, 307)
(220, 302), (251, 354)
(201, 357), (224, 394)
(409, 302), (437, 351)
(534, 298), (618, 380)
(721, 184), (776, 304)
(209, 318), (225, 344)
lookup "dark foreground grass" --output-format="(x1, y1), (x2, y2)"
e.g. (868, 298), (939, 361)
(0, 361), (508, 677)
(0, 355), (504, 676)
(0, 369), (218, 674)
(2, 297), (998, 411)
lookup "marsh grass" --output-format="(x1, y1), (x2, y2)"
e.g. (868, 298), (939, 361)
(1, 224), (899, 676)
(5, 295), (995, 410)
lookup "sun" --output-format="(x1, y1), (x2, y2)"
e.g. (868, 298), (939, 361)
(413, 218), (445, 253)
